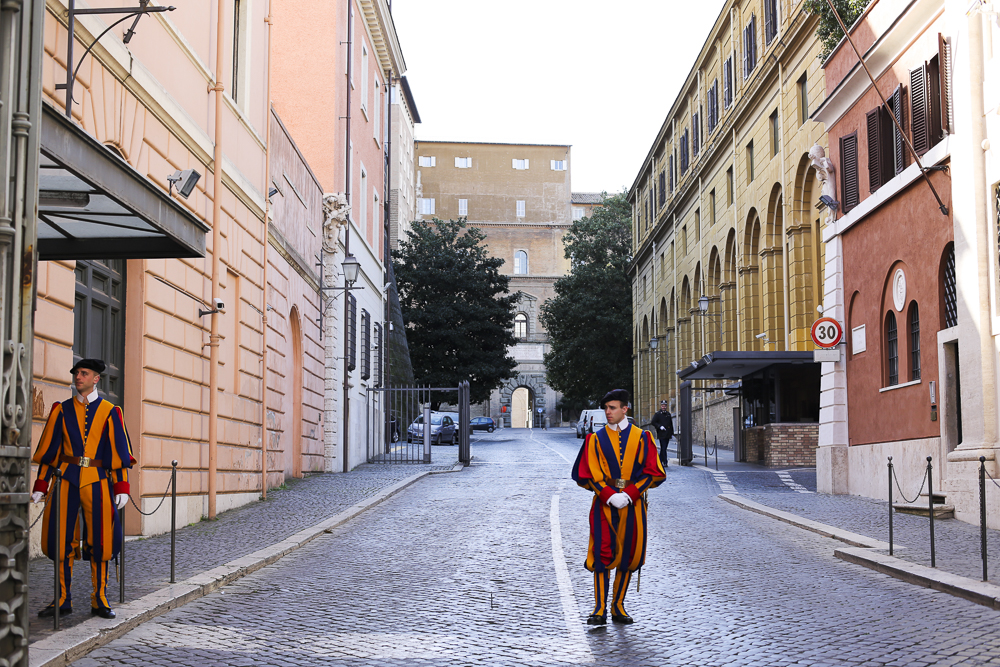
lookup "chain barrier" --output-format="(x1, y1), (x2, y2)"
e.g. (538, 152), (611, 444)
(891, 464), (927, 504)
(128, 476), (173, 516)
(983, 467), (1000, 491)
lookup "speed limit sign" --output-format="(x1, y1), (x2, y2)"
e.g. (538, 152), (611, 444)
(811, 317), (843, 348)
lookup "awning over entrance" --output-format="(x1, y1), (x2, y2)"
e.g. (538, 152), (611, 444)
(677, 350), (817, 381)
(37, 103), (209, 260)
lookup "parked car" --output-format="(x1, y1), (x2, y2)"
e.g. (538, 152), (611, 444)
(406, 413), (457, 445)
(470, 416), (495, 432)
(576, 409), (603, 438)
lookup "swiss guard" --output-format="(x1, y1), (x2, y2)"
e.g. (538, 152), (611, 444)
(31, 358), (135, 619)
(572, 388), (665, 625)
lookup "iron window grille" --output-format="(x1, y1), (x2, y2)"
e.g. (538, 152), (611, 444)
(347, 294), (357, 372)
(944, 243), (957, 328)
(360, 309), (371, 380)
(886, 311), (899, 386)
(910, 304), (921, 381)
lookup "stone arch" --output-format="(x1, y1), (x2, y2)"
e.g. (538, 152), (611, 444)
(723, 228), (738, 350)
(762, 183), (786, 350)
(499, 372), (549, 428)
(692, 262), (704, 359)
(741, 209), (762, 349)
(707, 246), (722, 351)
(788, 154), (824, 349)
(679, 276), (692, 368)
(289, 306), (304, 478)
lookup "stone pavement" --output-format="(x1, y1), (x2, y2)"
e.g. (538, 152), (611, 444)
(28, 453), (459, 645)
(67, 428), (1000, 666)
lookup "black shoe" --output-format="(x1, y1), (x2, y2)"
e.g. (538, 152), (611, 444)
(38, 603), (72, 618)
(611, 612), (634, 624)
(586, 613), (607, 625)
(91, 606), (116, 619)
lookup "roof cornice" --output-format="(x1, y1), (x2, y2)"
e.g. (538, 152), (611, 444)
(359, 0), (406, 75)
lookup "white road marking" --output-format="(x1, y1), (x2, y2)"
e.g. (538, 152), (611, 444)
(777, 471), (813, 493)
(550, 494), (594, 663)
(531, 430), (572, 463)
(694, 464), (739, 494)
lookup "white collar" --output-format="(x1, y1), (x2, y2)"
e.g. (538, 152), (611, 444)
(607, 418), (629, 432)
(75, 389), (99, 404)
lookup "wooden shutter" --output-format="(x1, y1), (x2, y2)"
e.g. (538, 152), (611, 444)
(841, 133), (859, 212)
(866, 108), (882, 193)
(938, 33), (951, 134)
(347, 294), (357, 372)
(891, 85), (906, 175)
(764, 0), (774, 45)
(910, 64), (929, 155)
(361, 309), (371, 380)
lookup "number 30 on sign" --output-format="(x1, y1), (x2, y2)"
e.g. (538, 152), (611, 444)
(811, 317), (843, 348)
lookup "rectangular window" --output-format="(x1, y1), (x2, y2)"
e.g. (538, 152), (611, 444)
(912, 54), (946, 156)
(374, 87), (380, 144)
(458, 198), (468, 216)
(866, 85), (907, 193)
(572, 206), (585, 221)
(550, 160), (567, 170)
(682, 225), (688, 256)
(886, 313), (899, 386)
(723, 57), (734, 108)
(659, 171), (666, 206)
(669, 154), (675, 192)
(374, 323), (383, 387)
(798, 74), (809, 125)
(516, 200), (525, 218)
(764, 0), (778, 46)
(770, 109), (779, 156)
(707, 80), (719, 134)
(232, 0), (243, 103)
(347, 294), (357, 372)
(680, 129), (690, 174)
(910, 305), (921, 381)
(361, 44), (369, 116)
(455, 157), (472, 168)
(743, 15), (758, 80)
(359, 166), (367, 231)
(710, 189), (716, 225)
(692, 112), (701, 158)
(727, 166), (734, 205)
(695, 209), (701, 241)
(746, 140), (754, 183)
(360, 310), (371, 380)
(512, 159), (530, 170)
(418, 156), (436, 167)
(418, 198), (435, 215)
(840, 132), (859, 212)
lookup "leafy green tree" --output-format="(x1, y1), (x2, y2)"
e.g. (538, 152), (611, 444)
(392, 217), (518, 408)
(803, 0), (872, 62)
(540, 192), (633, 408)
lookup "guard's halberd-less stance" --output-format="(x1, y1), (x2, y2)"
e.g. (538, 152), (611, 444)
(572, 389), (665, 625)
(31, 359), (135, 620)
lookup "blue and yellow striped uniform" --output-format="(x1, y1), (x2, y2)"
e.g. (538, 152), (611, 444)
(32, 397), (135, 610)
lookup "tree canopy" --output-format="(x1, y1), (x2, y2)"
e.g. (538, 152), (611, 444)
(392, 217), (518, 407)
(803, 0), (871, 62)
(540, 192), (633, 410)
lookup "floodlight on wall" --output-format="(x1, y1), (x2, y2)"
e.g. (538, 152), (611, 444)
(816, 195), (840, 211)
(167, 169), (201, 199)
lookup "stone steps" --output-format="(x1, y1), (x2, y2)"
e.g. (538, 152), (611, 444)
(893, 492), (954, 518)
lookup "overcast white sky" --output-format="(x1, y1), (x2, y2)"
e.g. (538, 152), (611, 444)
(392, 0), (730, 195)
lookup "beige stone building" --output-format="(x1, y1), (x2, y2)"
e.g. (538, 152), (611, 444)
(390, 76), (420, 250)
(571, 192), (604, 221)
(413, 141), (572, 427)
(628, 0), (828, 463)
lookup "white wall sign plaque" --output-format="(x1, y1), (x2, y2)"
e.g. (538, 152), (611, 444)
(852, 325), (867, 354)
(892, 268), (906, 312)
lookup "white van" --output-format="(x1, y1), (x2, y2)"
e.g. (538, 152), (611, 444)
(576, 409), (604, 439)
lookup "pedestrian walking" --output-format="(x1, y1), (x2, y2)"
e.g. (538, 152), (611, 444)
(31, 359), (135, 620)
(649, 400), (674, 467)
(571, 388), (665, 625)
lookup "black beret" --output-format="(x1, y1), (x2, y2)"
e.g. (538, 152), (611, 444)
(70, 358), (106, 375)
(600, 388), (630, 408)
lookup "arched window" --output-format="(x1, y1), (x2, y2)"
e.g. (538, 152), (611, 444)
(514, 313), (528, 339)
(514, 250), (528, 275)
(909, 303), (921, 380)
(886, 312), (899, 386)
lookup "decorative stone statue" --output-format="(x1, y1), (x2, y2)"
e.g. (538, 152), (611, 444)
(809, 143), (837, 226)
(322, 192), (351, 253)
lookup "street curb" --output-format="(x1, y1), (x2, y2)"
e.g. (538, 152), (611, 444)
(719, 493), (1000, 612)
(834, 547), (1000, 609)
(717, 494), (892, 549)
(28, 462), (466, 667)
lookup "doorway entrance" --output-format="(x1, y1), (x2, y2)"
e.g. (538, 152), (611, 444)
(73, 259), (126, 406)
(511, 386), (532, 428)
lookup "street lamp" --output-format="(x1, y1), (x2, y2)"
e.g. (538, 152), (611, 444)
(342, 254), (361, 286)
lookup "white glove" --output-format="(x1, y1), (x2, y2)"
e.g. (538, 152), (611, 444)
(31, 491), (44, 504)
(115, 494), (128, 510)
(607, 492), (632, 509)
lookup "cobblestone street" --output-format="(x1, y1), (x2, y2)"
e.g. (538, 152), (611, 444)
(71, 429), (1000, 666)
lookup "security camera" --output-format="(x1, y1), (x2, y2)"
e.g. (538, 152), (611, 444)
(755, 332), (767, 340)
(214, 297), (225, 311)
(167, 169), (202, 199)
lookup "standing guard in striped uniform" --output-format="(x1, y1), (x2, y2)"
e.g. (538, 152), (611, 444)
(572, 388), (665, 625)
(30, 359), (135, 620)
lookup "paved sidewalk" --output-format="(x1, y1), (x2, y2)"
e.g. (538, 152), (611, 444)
(28, 458), (457, 646)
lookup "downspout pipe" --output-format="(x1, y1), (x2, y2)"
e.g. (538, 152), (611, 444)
(261, 5), (274, 499)
(208, 0), (226, 518)
(343, 0), (353, 473)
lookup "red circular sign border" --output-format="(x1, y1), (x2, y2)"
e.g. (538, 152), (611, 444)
(811, 317), (843, 348)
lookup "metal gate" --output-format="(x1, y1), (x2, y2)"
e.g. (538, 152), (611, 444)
(366, 381), (470, 465)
